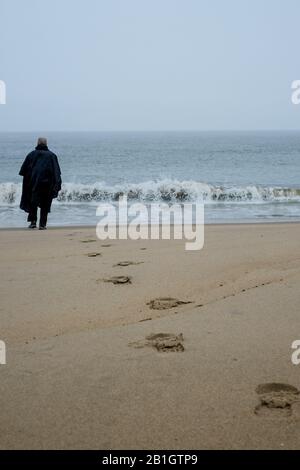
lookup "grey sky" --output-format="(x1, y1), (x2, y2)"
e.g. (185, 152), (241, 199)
(0, 0), (300, 131)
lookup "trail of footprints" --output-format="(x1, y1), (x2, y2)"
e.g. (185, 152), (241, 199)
(82, 236), (300, 417)
(83, 243), (188, 353)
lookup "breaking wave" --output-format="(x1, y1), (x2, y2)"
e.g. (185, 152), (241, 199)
(1, 180), (300, 206)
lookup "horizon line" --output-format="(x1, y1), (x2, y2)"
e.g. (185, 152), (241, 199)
(1, 129), (300, 133)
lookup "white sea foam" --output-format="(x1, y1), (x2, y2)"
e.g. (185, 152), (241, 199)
(1, 180), (300, 206)
(0, 182), (22, 205)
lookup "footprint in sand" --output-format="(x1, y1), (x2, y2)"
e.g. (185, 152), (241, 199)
(101, 244), (112, 248)
(86, 252), (101, 258)
(130, 333), (184, 353)
(147, 297), (192, 310)
(254, 383), (300, 417)
(80, 239), (97, 243)
(114, 261), (144, 267)
(102, 275), (132, 285)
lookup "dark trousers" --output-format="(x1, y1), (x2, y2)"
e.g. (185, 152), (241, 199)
(28, 184), (51, 227)
(28, 206), (48, 227)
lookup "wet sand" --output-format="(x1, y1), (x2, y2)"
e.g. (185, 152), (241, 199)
(1, 223), (300, 449)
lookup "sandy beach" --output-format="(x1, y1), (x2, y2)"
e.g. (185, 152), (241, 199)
(1, 223), (300, 449)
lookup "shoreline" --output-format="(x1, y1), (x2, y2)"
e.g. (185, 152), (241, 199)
(1, 219), (300, 231)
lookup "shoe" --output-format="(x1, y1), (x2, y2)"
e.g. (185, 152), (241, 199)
(39, 226), (47, 230)
(28, 222), (37, 229)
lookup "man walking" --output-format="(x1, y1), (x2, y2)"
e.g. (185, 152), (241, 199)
(19, 137), (62, 229)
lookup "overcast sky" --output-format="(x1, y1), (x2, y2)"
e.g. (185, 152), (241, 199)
(0, 0), (300, 131)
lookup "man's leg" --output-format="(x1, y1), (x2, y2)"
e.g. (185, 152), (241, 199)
(39, 206), (48, 229)
(38, 183), (51, 229)
(27, 205), (37, 228)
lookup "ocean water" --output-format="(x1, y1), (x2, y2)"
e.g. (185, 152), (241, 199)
(0, 131), (300, 227)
